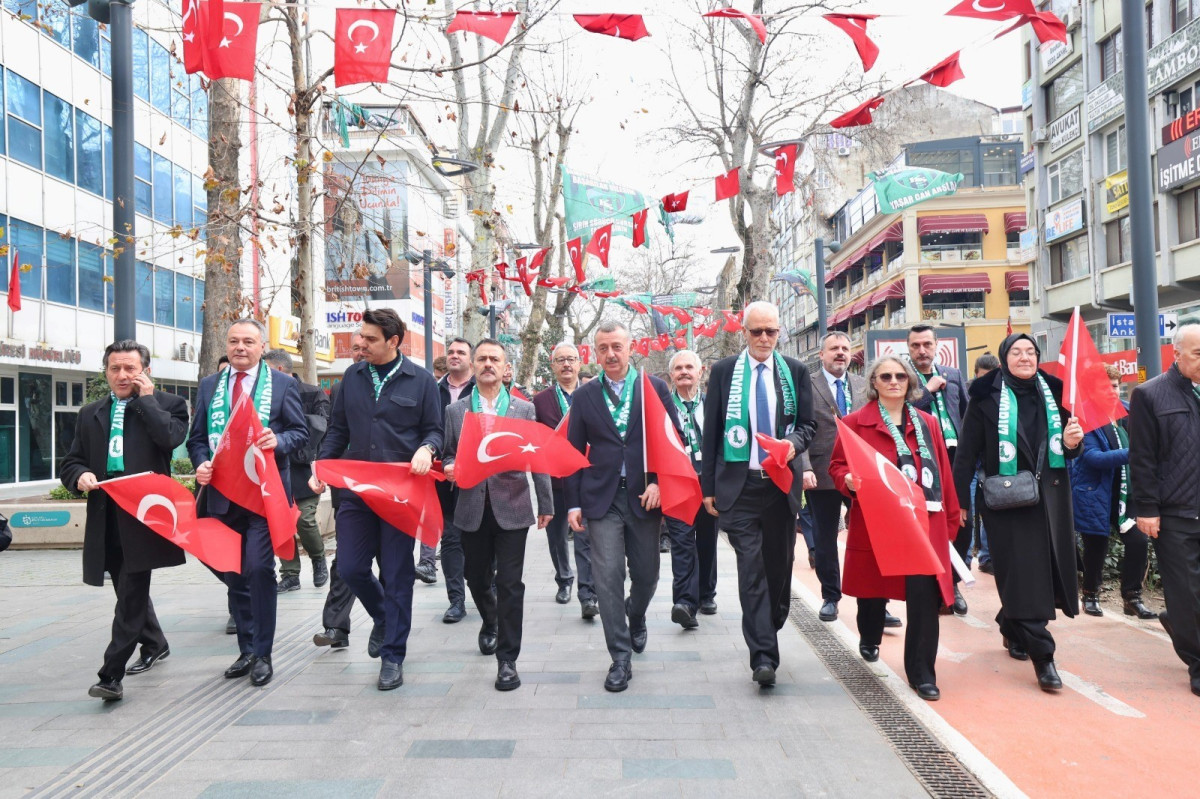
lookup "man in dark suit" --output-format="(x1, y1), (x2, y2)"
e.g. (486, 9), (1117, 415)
(263, 349), (330, 592)
(702, 301), (816, 687)
(532, 342), (596, 616)
(443, 339), (553, 690)
(799, 332), (868, 622)
(189, 318), (309, 687)
(429, 337), (475, 619)
(309, 308), (443, 690)
(60, 340), (190, 701)
(908, 324), (970, 615)
(566, 321), (682, 692)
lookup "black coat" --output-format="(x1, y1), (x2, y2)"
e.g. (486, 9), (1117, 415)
(952, 371), (1081, 619)
(914, 364), (969, 443)
(59, 391), (190, 586)
(700, 352), (817, 515)
(290, 379), (330, 499)
(1129, 365), (1200, 522)
(533, 383), (574, 492)
(319, 357), (443, 463)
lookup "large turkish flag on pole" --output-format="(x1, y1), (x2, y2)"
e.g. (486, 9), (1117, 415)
(1059, 306), (1127, 433)
(314, 460), (445, 547)
(199, 0), (260, 81)
(454, 412), (590, 489)
(334, 9), (395, 87)
(641, 372), (702, 524)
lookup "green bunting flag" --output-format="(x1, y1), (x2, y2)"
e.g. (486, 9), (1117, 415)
(869, 166), (963, 214)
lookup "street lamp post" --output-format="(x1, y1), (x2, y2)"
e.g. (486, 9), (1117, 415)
(814, 238), (841, 339)
(407, 249), (454, 372)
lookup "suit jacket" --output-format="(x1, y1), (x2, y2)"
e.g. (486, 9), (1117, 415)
(913, 364), (969, 444)
(533, 383), (576, 492)
(438, 373), (475, 410)
(60, 391), (190, 586)
(187, 366), (309, 515)
(701, 352), (817, 515)
(442, 396), (552, 531)
(291, 378), (330, 499)
(564, 370), (682, 520)
(799, 370), (868, 491)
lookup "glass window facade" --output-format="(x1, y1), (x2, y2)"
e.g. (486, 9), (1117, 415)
(10, 218), (42, 301)
(78, 241), (105, 311)
(43, 91), (73, 183)
(154, 265), (173, 325)
(6, 70), (42, 168)
(45, 234), (74, 306)
(136, 260), (154, 322)
(175, 273), (195, 331)
(75, 109), (102, 195)
(153, 153), (173, 224)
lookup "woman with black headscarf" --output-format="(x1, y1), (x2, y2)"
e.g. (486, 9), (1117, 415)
(952, 334), (1084, 692)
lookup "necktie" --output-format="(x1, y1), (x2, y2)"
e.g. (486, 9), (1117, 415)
(835, 378), (847, 416)
(755, 363), (771, 464)
(232, 371), (247, 407)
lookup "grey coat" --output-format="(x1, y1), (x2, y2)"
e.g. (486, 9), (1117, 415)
(443, 395), (553, 532)
(799, 370), (869, 491)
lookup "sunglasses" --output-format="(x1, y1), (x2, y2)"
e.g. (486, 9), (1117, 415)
(747, 328), (780, 338)
(875, 372), (909, 383)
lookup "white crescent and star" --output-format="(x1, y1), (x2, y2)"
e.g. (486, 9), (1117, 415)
(478, 431), (521, 463)
(872, 450), (918, 515)
(219, 11), (243, 48)
(243, 445), (266, 486)
(664, 414), (688, 456)
(972, 0), (1007, 12)
(347, 19), (380, 54)
(136, 494), (188, 543)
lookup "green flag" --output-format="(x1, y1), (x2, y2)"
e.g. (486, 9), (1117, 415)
(580, 274), (616, 292)
(772, 270), (817, 299)
(869, 167), (963, 214)
(561, 166), (650, 248)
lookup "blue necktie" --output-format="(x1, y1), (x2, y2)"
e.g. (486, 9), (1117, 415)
(835, 378), (847, 416)
(755, 363), (771, 464)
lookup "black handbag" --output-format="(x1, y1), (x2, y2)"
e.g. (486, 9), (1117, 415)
(981, 447), (1044, 511)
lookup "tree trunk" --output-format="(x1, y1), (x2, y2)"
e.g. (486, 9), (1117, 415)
(287, 3), (318, 385)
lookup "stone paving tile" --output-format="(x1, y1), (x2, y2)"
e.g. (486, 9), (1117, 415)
(0, 746), (95, 767)
(406, 739), (517, 759)
(622, 757), (737, 779)
(198, 779), (384, 798)
(234, 709), (341, 726)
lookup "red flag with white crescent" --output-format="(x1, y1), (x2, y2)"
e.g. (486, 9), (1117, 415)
(585, 223), (613, 268)
(641, 371), (702, 524)
(99, 472), (242, 573)
(567, 237), (585, 282)
(823, 13), (879, 72)
(702, 8), (767, 44)
(830, 96), (884, 129)
(753, 433), (794, 494)
(945, 0), (1035, 20)
(715, 167), (740, 201)
(918, 51), (965, 88)
(199, 0), (260, 81)
(1059, 307), (1127, 433)
(774, 143), (798, 197)
(445, 10), (518, 44)
(662, 191), (689, 213)
(7, 247), (20, 313)
(314, 460), (445, 547)
(181, 0), (204, 73)
(334, 9), (395, 87)
(454, 411), (590, 489)
(573, 13), (650, 41)
(632, 208), (648, 248)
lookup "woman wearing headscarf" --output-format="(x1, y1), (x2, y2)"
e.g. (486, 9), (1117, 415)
(953, 334), (1084, 692)
(830, 356), (959, 701)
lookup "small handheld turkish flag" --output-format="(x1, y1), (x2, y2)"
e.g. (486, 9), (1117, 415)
(445, 10), (518, 44)
(662, 191), (689, 213)
(715, 167), (740, 201)
(642, 372), (702, 524)
(754, 433), (794, 494)
(585, 224), (613, 268)
(454, 412), (590, 489)
(632, 208), (648, 248)
(1059, 306), (1127, 433)
(334, 9), (395, 87)
(573, 13), (650, 41)
(200, 0), (261, 81)
(720, 309), (743, 332)
(774, 143), (798, 197)
(315, 460), (445, 547)
(567, 237), (585, 283)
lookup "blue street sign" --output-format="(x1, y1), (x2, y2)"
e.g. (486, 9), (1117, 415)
(1107, 312), (1178, 339)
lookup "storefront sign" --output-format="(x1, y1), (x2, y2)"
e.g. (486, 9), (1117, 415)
(1163, 109), (1200, 145)
(1158, 129), (1200, 191)
(268, 315), (334, 363)
(1019, 228), (1038, 263)
(1149, 18), (1200, 96)
(1040, 36), (1074, 72)
(1045, 198), (1085, 242)
(1049, 106), (1081, 152)
(1105, 171), (1129, 213)
(1086, 71), (1124, 134)
(1019, 149), (1035, 176)
(0, 342), (83, 364)
(1021, 79), (1033, 109)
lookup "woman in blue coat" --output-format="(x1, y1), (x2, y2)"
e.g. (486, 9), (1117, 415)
(1070, 364), (1156, 619)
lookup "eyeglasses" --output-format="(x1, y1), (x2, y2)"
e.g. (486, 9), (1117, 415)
(553, 357), (579, 365)
(747, 328), (780, 338)
(875, 372), (909, 383)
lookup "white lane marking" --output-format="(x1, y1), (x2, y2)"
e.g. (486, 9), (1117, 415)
(1057, 668), (1146, 718)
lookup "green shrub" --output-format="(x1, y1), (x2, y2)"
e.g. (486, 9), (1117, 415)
(47, 485), (77, 500)
(172, 458), (195, 475)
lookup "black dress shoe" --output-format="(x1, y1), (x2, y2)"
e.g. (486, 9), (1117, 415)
(1082, 592), (1103, 617)
(250, 656), (272, 686)
(443, 603), (466, 624)
(88, 680), (123, 701)
(1002, 636), (1029, 661)
(912, 683), (940, 701)
(378, 659), (403, 691)
(818, 601), (838, 622)
(581, 599), (599, 620)
(555, 585), (571, 605)
(368, 621), (385, 658)
(671, 603), (699, 630)
(313, 628), (349, 649)
(604, 661), (632, 692)
(979, 560), (994, 575)
(126, 647), (170, 675)
(699, 599), (718, 616)
(858, 643), (879, 663)
(1123, 595), (1156, 619)
(752, 664), (776, 687)
(1034, 659), (1063, 692)
(276, 575), (301, 593)
(883, 611), (903, 629)
(627, 599), (648, 653)
(224, 654), (253, 679)
(414, 562), (438, 584)
(496, 660), (521, 691)
(659, 535), (670, 553)
(952, 586), (968, 616)
(1191, 676), (1200, 697)
(312, 557), (329, 588)
(225, 614), (237, 635)
(478, 624), (499, 656)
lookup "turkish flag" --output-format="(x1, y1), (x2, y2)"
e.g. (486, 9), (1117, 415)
(673, 331), (688, 349)
(577, 344), (591, 364)
(774, 143), (798, 197)
(830, 96), (884, 129)
(334, 9), (395, 87)
(625, 299), (649, 314)
(720, 309), (743, 332)
(833, 419), (943, 577)
(632, 208), (648, 248)
(715, 167), (740, 201)
(453, 411), (590, 489)
(594, 290), (621, 299)
(210, 395), (299, 560)
(7, 247), (20, 312)
(654, 305), (691, 325)
(199, 0), (260, 81)
(527, 246), (550, 275)
(585, 223), (613, 268)
(662, 191), (689, 213)
(510, 387), (530, 402)
(633, 338), (651, 357)
(99, 472), (242, 573)
(315, 460), (444, 547)
(566, 237), (585, 282)
(181, 0), (204, 73)
(650, 335), (668, 352)
(641, 372), (702, 524)
(754, 434), (794, 494)
(1059, 307), (1127, 433)
(995, 10), (1067, 44)
(695, 322), (719, 338)
(702, 8), (767, 44)
(919, 51), (965, 88)
(573, 14), (650, 41)
(445, 10), (518, 44)
(945, 0), (1035, 20)
(495, 262), (510, 280)
(537, 276), (570, 289)
(693, 306), (712, 317)
(823, 14), (879, 72)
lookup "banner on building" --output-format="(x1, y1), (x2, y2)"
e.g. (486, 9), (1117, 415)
(1158, 130), (1200, 192)
(561, 166), (650, 248)
(323, 159), (410, 301)
(1045, 198), (1085, 243)
(869, 167), (963, 214)
(1105, 171), (1129, 214)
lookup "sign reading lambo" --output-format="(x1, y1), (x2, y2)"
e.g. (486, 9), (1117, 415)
(1158, 130), (1200, 191)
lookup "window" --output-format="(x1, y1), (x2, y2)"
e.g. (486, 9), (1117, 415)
(43, 92), (74, 183)
(103, 124), (113, 200)
(920, 231), (984, 262)
(101, 25), (112, 77)
(191, 74), (207, 139)
(1046, 150), (1084, 204)
(6, 71), (41, 169)
(193, 172), (207, 227)
(195, 279), (205, 329)
(1149, 2), (1156, 47)
(982, 144), (1020, 186)
(1101, 32), (1123, 81)
(1046, 62), (1084, 120)
(154, 266), (173, 325)
(171, 62), (190, 126)
(1175, 0), (1195, 31)
(1050, 235), (1090, 284)
(45, 234), (74, 306)
(175, 273), (194, 331)
(153, 153), (173, 224)
(151, 42), (171, 114)
(75, 109), (103, 196)
(1105, 124), (1127, 175)
(136, 261), (153, 322)
(132, 29), (150, 102)
(42, 1), (71, 48)
(1180, 185), (1200, 242)
(908, 149), (976, 186)
(174, 166), (191, 229)
(2, 0), (37, 20)
(10, 219), (43, 301)
(78, 241), (105, 311)
(135, 144), (152, 217)
(72, 15), (100, 69)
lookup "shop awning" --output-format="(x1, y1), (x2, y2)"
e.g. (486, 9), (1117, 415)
(824, 260), (851, 285)
(850, 297), (872, 315)
(918, 272), (992, 295)
(917, 214), (990, 236)
(829, 307), (850, 325)
(1004, 211), (1028, 233)
(1005, 270), (1030, 292)
(869, 279), (906, 305)
(868, 222), (904, 251)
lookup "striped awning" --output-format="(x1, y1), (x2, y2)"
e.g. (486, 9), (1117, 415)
(1004, 211), (1028, 233)
(918, 272), (992, 295)
(824, 260), (851, 285)
(868, 222), (904, 251)
(1005, 270), (1030, 292)
(869, 279), (906, 305)
(917, 214), (990, 236)
(850, 297), (872, 315)
(829, 307), (850, 325)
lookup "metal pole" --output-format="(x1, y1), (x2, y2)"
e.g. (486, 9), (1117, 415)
(1123, 0), (1162, 377)
(422, 249), (434, 371)
(488, 306), (497, 339)
(110, 2), (136, 342)
(814, 237), (828, 340)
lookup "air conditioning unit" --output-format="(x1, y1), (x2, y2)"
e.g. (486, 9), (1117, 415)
(1065, 7), (1081, 31)
(1031, 127), (1049, 145)
(837, 147), (852, 157)
(176, 343), (189, 362)
(443, 196), (460, 219)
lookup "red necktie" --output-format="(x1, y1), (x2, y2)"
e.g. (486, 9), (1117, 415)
(232, 371), (247, 407)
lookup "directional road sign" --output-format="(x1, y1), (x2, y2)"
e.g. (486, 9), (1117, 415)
(1107, 312), (1178, 339)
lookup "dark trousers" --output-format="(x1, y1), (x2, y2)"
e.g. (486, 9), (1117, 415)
(322, 557), (355, 633)
(99, 526), (167, 683)
(806, 489), (847, 602)
(463, 503), (528, 662)
(336, 497), (416, 663)
(722, 475), (796, 669)
(219, 506), (277, 659)
(1080, 530), (1150, 596)
(439, 490), (466, 607)
(587, 486), (661, 662)
(1154, 518), (1200, 680)
(798, 502), (815, 553)
(996, 610), (1055, 663)
(664, 508), (717, 612)
(856, 576), (941, 687)
(546, 487), (575, 589)
(280, 494), (325, 577)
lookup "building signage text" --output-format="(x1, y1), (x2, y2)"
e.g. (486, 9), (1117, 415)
(1148, 18), (1200, 96)
(1045, 198), (1085, 243)
(0, 342), (82, 364)
(1086, 71), (1125, 134)
(1157, 130), (1200, 191)
(1050, 106), (1081, 152)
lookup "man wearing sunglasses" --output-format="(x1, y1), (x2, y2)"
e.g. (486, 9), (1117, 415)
(702, 301), (816, 687)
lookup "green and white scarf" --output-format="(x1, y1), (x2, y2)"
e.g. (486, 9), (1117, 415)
(723, 350), (796, 462)
(672, 391), (703, 458)
(601, 368), (637, 436)
(918, 366), (958, 448)
(554, 384), (572, 415)
(1113, 422), (1135, 533)
(878, 402), (942, 511)
(207, 361), (273, 452)
(997, 374), (1065, 476)
(471, 385), (511, 417)
(369, 355), (404, 401)
(107, 393), (129, 475)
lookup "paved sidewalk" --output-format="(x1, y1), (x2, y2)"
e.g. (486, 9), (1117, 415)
(0, 539), (927, 798)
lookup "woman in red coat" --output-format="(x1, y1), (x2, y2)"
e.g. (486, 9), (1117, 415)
(829, 355), (960, 701)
